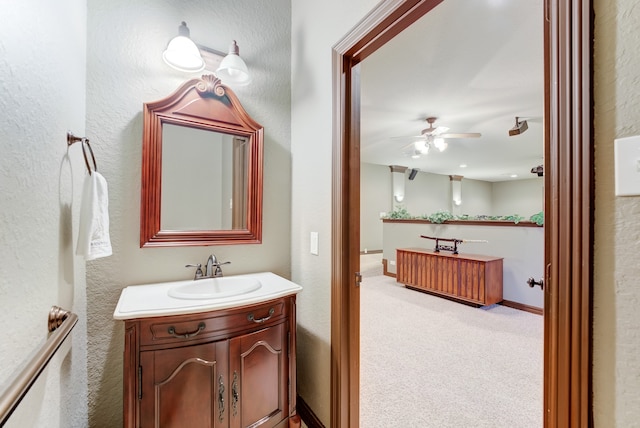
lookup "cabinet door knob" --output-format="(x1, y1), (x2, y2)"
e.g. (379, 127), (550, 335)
(247, 307), (275, 324)
(167, 322), (205, 338)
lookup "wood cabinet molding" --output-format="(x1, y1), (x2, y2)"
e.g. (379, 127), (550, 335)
(122, 296), (299, 427)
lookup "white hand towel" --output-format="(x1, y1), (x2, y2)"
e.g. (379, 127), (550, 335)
(76, 171), (112, 260)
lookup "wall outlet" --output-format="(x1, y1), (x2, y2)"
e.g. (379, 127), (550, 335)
(390, 260), (396, 266)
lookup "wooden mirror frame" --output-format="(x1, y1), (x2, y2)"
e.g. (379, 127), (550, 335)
(141, 74), (263, 247)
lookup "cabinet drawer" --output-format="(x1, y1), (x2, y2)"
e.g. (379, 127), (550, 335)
(137, 299), (287, 347)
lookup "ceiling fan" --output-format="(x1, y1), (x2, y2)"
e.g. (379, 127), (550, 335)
(402, 117), (481, 158)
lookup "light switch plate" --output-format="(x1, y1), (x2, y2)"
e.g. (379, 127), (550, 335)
(615, 135), (640, 196)
(310, 232), (319, 255)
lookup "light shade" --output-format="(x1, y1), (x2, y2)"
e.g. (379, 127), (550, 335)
(216, 40), (251, 86)
(163, 22), (205, 73)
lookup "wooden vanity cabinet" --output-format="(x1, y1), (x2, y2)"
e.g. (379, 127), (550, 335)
(122, 296), (298, 428)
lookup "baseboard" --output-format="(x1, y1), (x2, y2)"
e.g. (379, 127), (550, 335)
(501, 300), (543, 316)
(382, 258), (396, 278)
(360, 249), (382, 255)
(381, 262), (542, 315)
(296, 395), (325, 428)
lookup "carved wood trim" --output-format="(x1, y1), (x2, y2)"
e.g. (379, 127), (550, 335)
(141, 74), (263, 247)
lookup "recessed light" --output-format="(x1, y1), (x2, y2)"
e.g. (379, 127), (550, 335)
(510, 174), (518, 178)
(459, 164), (467, 168)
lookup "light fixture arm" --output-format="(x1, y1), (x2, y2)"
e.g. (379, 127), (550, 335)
(177, 21), (190, 37)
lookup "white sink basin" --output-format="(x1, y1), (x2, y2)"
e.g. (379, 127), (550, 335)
(168, 276), (262, 300)
(114, 272), (303, 319)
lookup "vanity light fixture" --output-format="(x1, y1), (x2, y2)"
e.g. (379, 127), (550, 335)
(215, 40), (251, 86)
(163, 22), (251, 86)
(162, 22), (206, 72)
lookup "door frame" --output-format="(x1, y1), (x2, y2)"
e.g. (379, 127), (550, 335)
(331, 1), (593, 427)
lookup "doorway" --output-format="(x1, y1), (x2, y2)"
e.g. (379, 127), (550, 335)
(330, 1), (593, 427)
(357, 2), (545, 423)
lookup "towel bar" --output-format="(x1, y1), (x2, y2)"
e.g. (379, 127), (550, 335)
(0, 306), (78, 425)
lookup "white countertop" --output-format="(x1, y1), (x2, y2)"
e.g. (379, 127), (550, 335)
(113, 271), (303, 320)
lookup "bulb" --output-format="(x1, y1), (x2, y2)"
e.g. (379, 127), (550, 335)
(434, 138), (447, 152)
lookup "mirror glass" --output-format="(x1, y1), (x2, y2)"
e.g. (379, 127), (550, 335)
(161, 124), (248, 231)
(140, 75), (263, 247)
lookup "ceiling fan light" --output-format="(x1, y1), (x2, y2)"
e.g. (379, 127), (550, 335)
(434, 138), (447, 152)
(415, 140), (428, 154)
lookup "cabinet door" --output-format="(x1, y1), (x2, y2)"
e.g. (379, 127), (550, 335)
(139, 340), (229, 428)
(229, 322), (289, 428)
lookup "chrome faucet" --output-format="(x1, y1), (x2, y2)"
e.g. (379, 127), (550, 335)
(186, 254), (230, 280)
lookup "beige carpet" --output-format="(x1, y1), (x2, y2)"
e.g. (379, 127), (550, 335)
(360, 259), (543, 427)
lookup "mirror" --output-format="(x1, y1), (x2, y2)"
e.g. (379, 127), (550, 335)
(141, 74), (263, 247)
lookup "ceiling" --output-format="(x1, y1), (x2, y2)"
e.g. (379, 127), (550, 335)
(360, 0), (544, 182)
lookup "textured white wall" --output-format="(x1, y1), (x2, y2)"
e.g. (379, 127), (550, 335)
(593, 0), (640, 425)
(361, 163), (392, 252)
(291, 0), (380, 422)
(85, 0), (291, 424)
(492, 178), (543, 217)
(458, 178), (493, 214)
(404, 171), (454, 214)
(0, 0), (88, 426)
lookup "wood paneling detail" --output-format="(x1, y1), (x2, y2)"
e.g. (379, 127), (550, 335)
(396, 248), (502, 306)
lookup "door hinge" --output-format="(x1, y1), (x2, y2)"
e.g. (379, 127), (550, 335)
(355, 272), (362, 287)
(138, 366), (142, 400)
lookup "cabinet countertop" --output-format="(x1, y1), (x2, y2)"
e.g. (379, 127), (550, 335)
(398, 247), (504, 262)
(113, 271), (302, 320)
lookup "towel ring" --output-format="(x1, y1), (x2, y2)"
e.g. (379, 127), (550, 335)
(81, 139), (97, 175)
(67, 131), (97, 175)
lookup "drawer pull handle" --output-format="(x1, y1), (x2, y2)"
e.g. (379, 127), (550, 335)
(218, 375), (225, 422)
(232, 371), (239, 416)
(247, 307), (275, 324)
(167, 322), (205, 338)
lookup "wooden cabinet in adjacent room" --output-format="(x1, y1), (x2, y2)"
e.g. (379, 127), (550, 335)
(396, 248), (503, 306)
(122, 296), (298, 428)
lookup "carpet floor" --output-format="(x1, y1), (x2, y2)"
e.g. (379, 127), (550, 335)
(359, 259), (543, 428)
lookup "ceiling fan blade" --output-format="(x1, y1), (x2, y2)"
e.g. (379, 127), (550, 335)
(390, 135), (424, 140)
(439, 132), (482, 139)
(421, 126), (449, 136)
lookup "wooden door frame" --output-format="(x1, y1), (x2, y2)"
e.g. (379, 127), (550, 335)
(331, 1), (593, 427)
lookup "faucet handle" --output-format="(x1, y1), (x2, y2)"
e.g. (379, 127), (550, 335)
(212, 261), (230, 277)
(185, 263), (204, 280)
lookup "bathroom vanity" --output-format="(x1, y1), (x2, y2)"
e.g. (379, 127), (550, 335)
(114, 272), (302, 428)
